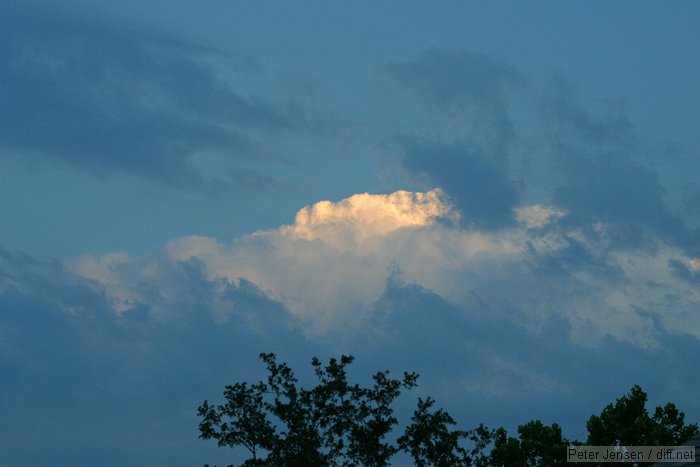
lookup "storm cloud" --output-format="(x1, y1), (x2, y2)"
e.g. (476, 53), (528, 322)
(0, 4), (295, 190)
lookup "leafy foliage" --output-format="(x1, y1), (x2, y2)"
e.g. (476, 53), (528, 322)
(490, 385), (698, 467)
(398, 397), (494, 466)
(490, 421), (570, 466)
(587, 384), (698, 446)
(198, 355), (698, 467)
(197, 353), (490, 466)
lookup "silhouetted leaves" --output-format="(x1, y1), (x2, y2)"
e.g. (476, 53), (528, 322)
(398, 397), (494, 466)
(491, 421), (569, 466)
(198, 356), (698, 467)
(587, 384), (698, 446)
(490, 385), (698, 467)
(197, 353), (478, 466)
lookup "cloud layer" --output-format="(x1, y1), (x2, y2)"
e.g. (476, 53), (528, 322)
(0, 4), (296, 190)
(70, 189), (700, 346)
(4, 189), (700, 465)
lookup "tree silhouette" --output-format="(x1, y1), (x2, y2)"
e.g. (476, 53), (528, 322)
(197, 353), (492, 466)
(490, 420), (571, 466)
(398, 397), (494, 466)
(198, 355), (698, 467)
(587, 384), (698, 446)
(489, 385), (698, 466)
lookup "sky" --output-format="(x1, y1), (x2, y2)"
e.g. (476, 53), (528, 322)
(1, 1), (700, 465)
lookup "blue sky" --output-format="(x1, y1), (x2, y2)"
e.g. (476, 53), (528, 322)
(2, 1), (700, 465)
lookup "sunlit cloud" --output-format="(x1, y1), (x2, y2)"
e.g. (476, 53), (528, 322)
(282, 189), (454, 248)
(689, 258), (700, 271)
(69, 189), (700, 346)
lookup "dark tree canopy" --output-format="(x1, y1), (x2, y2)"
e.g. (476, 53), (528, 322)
(490, 420), (572, 466)
(587, 384), (698, 447)
(197, 353), (491, 467)
(198, 355), (697, 467)
(490, 385), (698, 466)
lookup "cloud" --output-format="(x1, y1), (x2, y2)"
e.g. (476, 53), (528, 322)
(382, 50), (698, 254)
(155, 190), (460, 330)
(515, 205), (567, 229)
(4, 193), (700, 463)
(540, 77), (632, 147)
(387, 49), (524, 159)
(1, 12), (698, 467)
(281, 189), (454, 247)
(356, 273), (700, 441)
(382, 50), (526, 228)
(552, 144), (682, 235)
(69, 189), (700, 348)
(538, 77), (698, 253)
(0, 4), (295, 190)
(682, 182), (700, 219)
(0, 246), (313, 466)
(393, 138), (521, 228)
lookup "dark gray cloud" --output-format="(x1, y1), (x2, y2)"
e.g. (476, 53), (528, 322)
(0, 247), (313, 466)
(384, 50), (525, 229)
(387, 49), (525, 161)
(554, 151), (679, 231)
(395, 137), (520, 229)
(385, 50), (698, 249)
(682, 183), (700, 219)
(668, 258), (700, 283)
(540, 79), (699, 253)
(3, 239), (700, 465)
(362, 272), (700, 442)
(0, 4), (296, 190)
(540, 77), (632, 147)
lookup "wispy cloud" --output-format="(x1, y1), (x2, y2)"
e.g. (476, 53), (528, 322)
(538, 77), (699, 254)
(387, 49), (524, 160)
(0, 4), (297, 190)
(380, 49), (699, 256)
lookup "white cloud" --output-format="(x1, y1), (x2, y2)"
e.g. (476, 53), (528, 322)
(163, 190), (457, 328)
(515, 204), (567, 229)
(69, 189), (700, 345)
(281, 189), (454, 249)
(71, 252), (140, 314)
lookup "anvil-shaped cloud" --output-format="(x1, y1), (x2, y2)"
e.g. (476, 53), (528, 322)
(72, 189), (700, 346)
